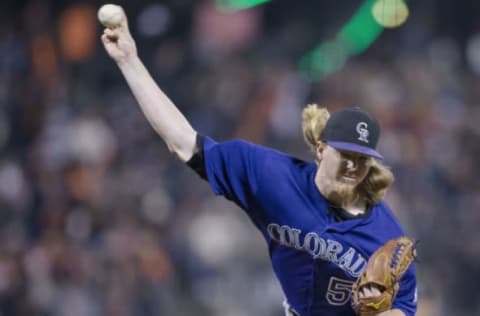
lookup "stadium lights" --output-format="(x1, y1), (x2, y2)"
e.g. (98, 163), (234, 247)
(300, 0), (409, 81)
(211, 0), (410, 81)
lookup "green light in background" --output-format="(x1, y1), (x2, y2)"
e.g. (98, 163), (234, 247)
(338, 0), (383, 54)
(211, 0), (409, 81)
(215, 0), (271, 11)
(300, 0), (397, 81)
(299, 41), (348, 81)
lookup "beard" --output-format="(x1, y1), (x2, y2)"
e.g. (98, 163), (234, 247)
(325, 180), (358, 204)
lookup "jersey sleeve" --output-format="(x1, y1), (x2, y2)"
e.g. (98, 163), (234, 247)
(391, 263), (417, 316)
(201, 136), (266, 212)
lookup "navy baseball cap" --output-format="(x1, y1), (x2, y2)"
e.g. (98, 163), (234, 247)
(320, 107), (383, 160)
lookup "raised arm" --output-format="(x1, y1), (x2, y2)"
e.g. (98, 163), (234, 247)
(100, 7), (196, 162)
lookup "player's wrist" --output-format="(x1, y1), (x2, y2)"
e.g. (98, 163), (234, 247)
(116, 53), (140, 69)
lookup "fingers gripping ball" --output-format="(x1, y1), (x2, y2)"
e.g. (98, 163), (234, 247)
(351, 237), (416, 316)
(98, 4), (124, 29)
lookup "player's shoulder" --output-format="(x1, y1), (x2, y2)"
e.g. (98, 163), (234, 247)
(256, 144), (312, 173)
(206, 137), (315, 181)
(210, 138), (275, 155)
(372, 200), (407, 234)
(219, 139), (310, 165)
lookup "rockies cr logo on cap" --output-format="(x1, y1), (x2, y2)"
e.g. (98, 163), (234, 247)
(356, 122), (369, 143)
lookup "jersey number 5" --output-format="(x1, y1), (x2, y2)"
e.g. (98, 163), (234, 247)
(326, 276), (355, 306)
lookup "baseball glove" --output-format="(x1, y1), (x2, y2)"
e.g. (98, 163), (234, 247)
(351, 237), (416, 316)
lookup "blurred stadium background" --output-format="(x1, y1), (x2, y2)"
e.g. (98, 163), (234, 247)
(1, 0), (480, 315)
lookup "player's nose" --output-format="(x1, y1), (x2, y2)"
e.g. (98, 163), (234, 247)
(345, 159), (357, 171)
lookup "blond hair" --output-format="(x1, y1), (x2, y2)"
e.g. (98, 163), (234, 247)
(301, 104), (394, 204)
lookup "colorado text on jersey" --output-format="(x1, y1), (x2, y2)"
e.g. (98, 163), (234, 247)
(267, 223), (367, 278)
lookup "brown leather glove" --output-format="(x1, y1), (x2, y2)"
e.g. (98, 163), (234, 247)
(351, 237), (416, 316)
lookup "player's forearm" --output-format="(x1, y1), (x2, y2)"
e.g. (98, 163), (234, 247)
(117, 55), (196, 162)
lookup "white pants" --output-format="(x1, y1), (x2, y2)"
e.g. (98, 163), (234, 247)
(283, 300), (300, 316)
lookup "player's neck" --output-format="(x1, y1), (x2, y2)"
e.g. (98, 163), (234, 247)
(330, 193), (366, 215)
(341, 198), (367, 215)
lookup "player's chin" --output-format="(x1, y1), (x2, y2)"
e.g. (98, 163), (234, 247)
(330, 182), (357, 200)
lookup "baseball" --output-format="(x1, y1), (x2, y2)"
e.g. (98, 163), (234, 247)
(97, 4), (124, 29)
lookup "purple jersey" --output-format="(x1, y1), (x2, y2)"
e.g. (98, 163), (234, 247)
(200, 137), (417, 316)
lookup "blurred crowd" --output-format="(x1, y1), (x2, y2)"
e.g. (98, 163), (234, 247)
(1, 0), (480, 315)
